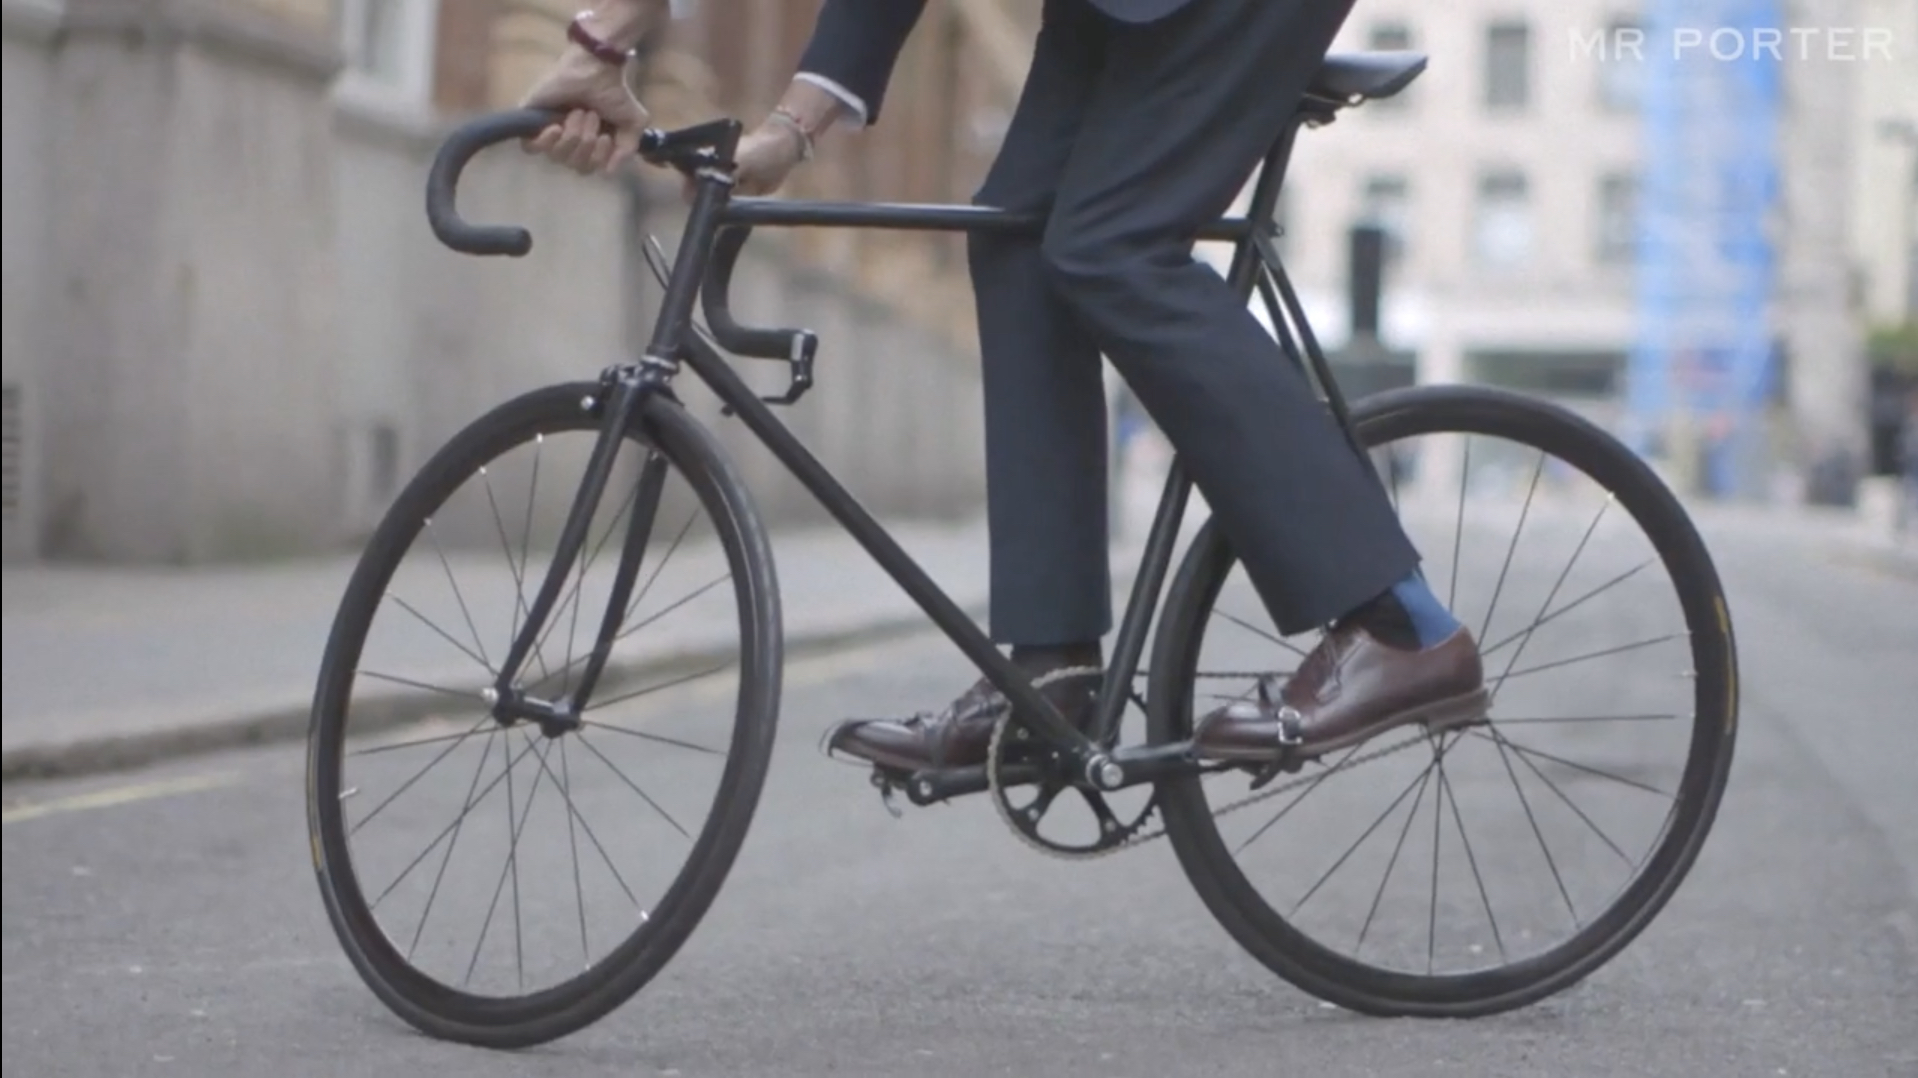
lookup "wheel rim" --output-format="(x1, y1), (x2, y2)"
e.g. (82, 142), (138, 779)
(1158, 392), (1736, 1000)
(310, 398), (764, 1012)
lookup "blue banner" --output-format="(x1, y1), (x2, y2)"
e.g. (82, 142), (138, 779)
(1628, 0), (1783, 496)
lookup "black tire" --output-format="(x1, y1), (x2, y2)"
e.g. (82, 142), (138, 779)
(306, 383), (781, 1047)
(1148, 384), (1738, 1018)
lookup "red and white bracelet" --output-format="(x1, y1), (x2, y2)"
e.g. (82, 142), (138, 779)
(567, 11), (637, 68)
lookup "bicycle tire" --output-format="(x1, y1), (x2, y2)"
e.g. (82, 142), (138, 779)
(306, 382), (782, 1047)
(1148, 383), (1738, 1017)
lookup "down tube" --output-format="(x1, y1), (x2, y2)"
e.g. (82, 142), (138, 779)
(674, 338), (1091, 753)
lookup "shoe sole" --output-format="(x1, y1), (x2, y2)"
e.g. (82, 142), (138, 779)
(1196, 686), (1492, 764)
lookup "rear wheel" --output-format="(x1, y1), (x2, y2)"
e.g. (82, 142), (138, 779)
(1150, 384), (1738, 1017)
(307, 383), (781, 1047)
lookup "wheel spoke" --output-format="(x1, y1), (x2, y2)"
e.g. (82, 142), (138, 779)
(1472, 728), (1673, 800)
(623, 511), (699, 625)
(1448, 436), (1471, 609)
(1487, 728), (1581, 930)
(1355, 759), (1434, 955)
(384, 593), (495, 675)
(1496, 632), (1687, 683)
(348, 715), (492, 836)
(1499, 728), (1636, 866)
(528, 573), (732, 697)
(424, 518), (494, 674)
(1233, 740), (1372, 856)
(558, 737), (591, 966)
(1494, 712), (1680, 726)
(1438, 758), (1506, 963)
(1477, 449), (1545, 642)
(481, 464), (549, 683)
(1208, 607), (1310, 659)
(613, 573), (732, 647)
(576, 732), (691, 839)
(406, 728), (499, 960)
(355, 670), (484, 703)
(580, 719), (724, 757)
(584, 659), (734, 715)
(463, 739), (551, 989)
(529, 733), (645, 906)
(369, 733), (541, 910)
(352, 725), (491, 757)
(1481, 557), (1657, 659)
(1485, 493), (1614, 702)
(1426, 731), (1454, 974)
(1290, 755), (1441, 917)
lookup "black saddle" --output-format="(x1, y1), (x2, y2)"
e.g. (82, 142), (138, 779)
(1307, 51), (1428, 104)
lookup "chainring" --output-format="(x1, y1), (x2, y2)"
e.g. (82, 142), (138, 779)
(983, 665), (1160, 861)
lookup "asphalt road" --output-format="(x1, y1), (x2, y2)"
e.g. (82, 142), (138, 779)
(4, 501), (1916, 1078)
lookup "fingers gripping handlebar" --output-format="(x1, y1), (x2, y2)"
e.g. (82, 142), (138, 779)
(424, 109), (816, 388)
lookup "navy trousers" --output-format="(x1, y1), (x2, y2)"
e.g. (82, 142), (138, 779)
(968, 0), (1422, 644)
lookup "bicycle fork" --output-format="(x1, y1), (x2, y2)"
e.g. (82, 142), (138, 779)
(482, 159), (738, 736)
(485, 366), (671, 736)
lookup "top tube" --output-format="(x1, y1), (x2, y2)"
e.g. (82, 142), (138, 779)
(719, 198), (1259, 242)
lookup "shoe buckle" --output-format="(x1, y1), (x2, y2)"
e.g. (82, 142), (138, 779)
(1274, 705), (1305, 747)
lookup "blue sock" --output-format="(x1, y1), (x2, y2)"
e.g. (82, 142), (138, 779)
(1388, 571), (1462, 649)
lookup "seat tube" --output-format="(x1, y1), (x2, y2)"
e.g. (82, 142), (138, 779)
(1090, 119), (1306, 740)
(1224, 117), (1302, 297)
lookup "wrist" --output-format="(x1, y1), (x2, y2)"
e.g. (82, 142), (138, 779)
(575, 0), (660, 51)
(777, 80), (850, 134)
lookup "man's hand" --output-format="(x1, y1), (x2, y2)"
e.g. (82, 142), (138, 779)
(674, 118), (805, 203)
(518, 3), (662, 176)
(520, 47), (648, 176)
(730, 123), (809, 196)
(680, 81), (853, 201)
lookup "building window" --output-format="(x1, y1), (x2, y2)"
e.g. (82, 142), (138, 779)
(1597, 15), (1645, 111)
(1473, 169), (1533, 268)
(1596, 172), (1640, 265)
(1360, 174), (1411, 267)
(1484, 21), (1531, 111)
(1366, 21), (1415, 110)
(339, 0), (440, 104)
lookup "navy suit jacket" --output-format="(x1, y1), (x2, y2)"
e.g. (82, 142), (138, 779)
(797, 0), (1195, 123)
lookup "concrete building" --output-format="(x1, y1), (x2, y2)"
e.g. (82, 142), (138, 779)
(0, 0), (1035, 564)
(1222, 0), (1915, 499)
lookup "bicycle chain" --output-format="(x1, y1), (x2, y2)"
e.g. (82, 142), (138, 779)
(984, 666), (1434, 863)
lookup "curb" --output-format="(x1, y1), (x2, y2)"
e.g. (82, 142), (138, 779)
(1829, 538), (1918, 583)
(0, 600), (988, 784)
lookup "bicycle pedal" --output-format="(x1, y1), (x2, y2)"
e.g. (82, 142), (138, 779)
(869, 769), (906, 819)
(1247, 750), (1310, 791)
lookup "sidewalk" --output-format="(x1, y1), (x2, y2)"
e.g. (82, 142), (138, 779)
(1689, 497), (1918, 582)
(1, 516), (1040, 780)
(12, 444), (1894, 783)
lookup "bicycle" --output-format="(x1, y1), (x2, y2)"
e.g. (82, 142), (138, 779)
(306, 50), (1739, 1049)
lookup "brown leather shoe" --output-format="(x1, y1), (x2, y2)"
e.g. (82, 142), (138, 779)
(1192, 624), (1488, 762)
(823, 668), (1101, 773)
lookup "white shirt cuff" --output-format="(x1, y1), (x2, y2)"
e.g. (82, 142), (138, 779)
(794, 72), (870, 127)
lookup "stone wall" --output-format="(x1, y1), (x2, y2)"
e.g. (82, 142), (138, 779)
(1, 0), (1020, 562)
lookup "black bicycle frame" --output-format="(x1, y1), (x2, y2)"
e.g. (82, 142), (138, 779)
(427, 100), (1360, 791)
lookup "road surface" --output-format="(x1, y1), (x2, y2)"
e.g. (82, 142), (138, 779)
(4, 506), (1915, 1078)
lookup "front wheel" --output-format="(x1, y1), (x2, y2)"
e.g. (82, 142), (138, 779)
(307, 383), (782, 1047)
(1150, 384), (1738, 1017)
